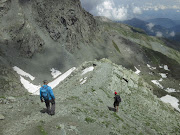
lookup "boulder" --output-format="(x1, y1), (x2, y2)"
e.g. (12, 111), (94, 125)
(6, 96), (16, 103)
(0, 114), (5, 120)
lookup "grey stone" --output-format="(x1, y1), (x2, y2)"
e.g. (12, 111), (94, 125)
(7, 97), (16, 103)
(0, 114), (5, 120)
(7, 106), (13, 109)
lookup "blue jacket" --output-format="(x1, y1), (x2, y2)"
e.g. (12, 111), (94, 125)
(40, 85), (55, 100)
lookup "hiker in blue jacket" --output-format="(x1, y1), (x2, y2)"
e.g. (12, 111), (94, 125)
(40, 80), (55, 115)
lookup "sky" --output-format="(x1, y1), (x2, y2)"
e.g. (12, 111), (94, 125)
(80, 0), (180, 21)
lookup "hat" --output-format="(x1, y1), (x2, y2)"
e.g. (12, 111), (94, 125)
(43, 80), (48, 84)
(115, 91), (117, 95)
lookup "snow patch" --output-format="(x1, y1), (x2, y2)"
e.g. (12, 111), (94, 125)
(50, 68), (62, 78)
(160, 95), (180, 112)
(13, 66), (35, 81)
(165, 88), (176, 93)
(80, 77), (87, 85)
(82, 66), (94, 75)
(159, 73), (167, 78)
(159, 78), (163, 82)
(151, 80), (163, 89)
(159, 65), (163, 68)
(20, 76), (40, 95)
(17, 67), (76, 95)
(147, 64), (156, 70)
(134, 66), (140, 75)
(149, 72), (153, 75)
(49, 67), (76, 89)
(164, 65), (170, 71)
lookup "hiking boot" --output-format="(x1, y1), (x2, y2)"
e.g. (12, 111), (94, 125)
(50, 111), (55, 116)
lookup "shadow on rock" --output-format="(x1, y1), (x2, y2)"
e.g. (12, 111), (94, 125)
(40, 108), (47, 113)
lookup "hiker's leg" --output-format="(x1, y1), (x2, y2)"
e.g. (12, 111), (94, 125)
(45, 100), (50, 114)
(116, 106), (118, 112)
(50, 99), (55, 115)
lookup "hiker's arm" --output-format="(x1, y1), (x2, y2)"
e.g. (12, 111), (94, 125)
(49, 87), (55, 100)
(40, 88), (43, 101)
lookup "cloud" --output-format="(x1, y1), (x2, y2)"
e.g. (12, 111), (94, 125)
(96, 0), (128, 21)
(80, 0), (180, 21)
(169, 31), (175, 37)
(146, 23), (154, 32)
(147, 23), (154, 30)
(142, 4), (180, 11)
(156, 32), (163, 37)
(133, 7), (142, 14)
(80, 0), (104, 12)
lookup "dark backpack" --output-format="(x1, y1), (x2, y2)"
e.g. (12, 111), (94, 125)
(41, 86), (49, 100)
(116, 95), (121, 103)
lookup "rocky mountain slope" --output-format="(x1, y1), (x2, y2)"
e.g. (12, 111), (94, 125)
(0, 60), (180, 135)
(0, 0), (180, 134)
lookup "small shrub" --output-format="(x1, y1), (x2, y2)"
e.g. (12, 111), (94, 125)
(85, 117), (96, 123)
(112, 40), (121, 54)
(37, 125), (47, 135)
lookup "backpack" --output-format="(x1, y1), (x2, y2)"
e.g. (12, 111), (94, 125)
(41, 86), (49, 100)
(116, 95), (121, 103)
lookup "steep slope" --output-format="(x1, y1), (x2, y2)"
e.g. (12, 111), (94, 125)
(0, 0), (180, 108)
(0, 60), (180, 135)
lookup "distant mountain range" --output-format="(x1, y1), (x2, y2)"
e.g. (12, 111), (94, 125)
(121, 18), (180, 42)
(147, 18), (179, 28)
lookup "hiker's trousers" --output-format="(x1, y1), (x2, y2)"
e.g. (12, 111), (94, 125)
(45, 99), (55, 114)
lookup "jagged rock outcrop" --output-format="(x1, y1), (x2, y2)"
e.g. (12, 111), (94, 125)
(32, 0), (98, 52)
(0, 0), (98, 57)
(0, 0), (44, 57)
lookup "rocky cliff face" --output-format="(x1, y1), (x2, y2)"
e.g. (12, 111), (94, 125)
(0, 0), (98, 57)
(32, 0), (98, 52)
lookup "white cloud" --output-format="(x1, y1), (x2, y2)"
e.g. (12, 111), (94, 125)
(80, 0), (180, 20)
(142, 4), (180, 11)
(133, 7), (142, 14)
(156, 32), (163, 37)
(96, 0), (128, 21)
(169, 31), (175, 37)
(146, 23), (154, 31)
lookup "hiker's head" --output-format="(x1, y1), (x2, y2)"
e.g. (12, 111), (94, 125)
(115, 91), (117, 95)
(43, 80), (48, 85)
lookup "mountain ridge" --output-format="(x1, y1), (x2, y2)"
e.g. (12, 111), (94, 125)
(0, 0), (180, 134)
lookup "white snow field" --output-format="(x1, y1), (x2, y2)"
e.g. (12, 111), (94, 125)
(13, 66), (35, 80)
(134, 66), (141, 75)
(151, 80), (163, 89)
(50, 68), (62, 78)
(20, 76), (41, 95)
(147, 64), (156, 70)
(164, 65), (170, 71)
(159, 73), (167, 78)
(49, 67), (76, 89)
(13, 66), (76, 95)
(165, 88), (177, 93)
(80, 77), (88, 85)
(160, 95), (180, 112)
(81, 66), (94, 75)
